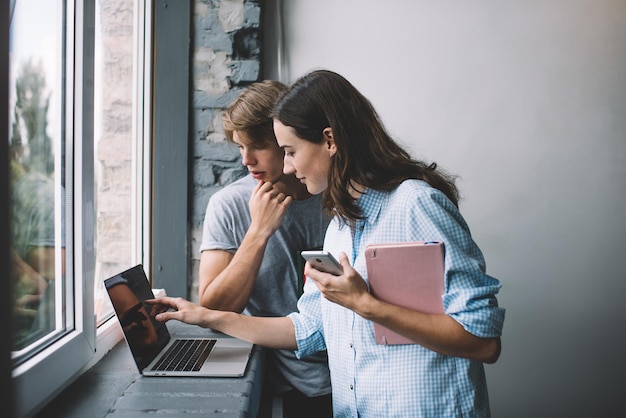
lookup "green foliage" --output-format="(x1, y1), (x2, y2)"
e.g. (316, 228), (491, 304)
(10, 58), (53, 176)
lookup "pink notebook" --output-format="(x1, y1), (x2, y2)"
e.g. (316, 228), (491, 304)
(365, 241), (445, 345)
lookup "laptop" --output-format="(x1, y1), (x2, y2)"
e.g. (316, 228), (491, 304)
(104, 264), (253, 377)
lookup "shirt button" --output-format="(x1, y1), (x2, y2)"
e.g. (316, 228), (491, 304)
(350, 384), (354, 390)
(349, 342), (353, 348)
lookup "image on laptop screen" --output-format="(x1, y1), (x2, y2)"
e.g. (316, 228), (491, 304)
(105, 265), (171, 370)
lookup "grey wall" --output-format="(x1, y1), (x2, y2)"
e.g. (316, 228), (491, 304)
(263, 1), (626, 416)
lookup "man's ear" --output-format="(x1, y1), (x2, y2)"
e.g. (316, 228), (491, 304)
(323, 127), (337, 157)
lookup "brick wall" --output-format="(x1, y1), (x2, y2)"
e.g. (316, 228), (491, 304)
(95, 0), (134, 283)
(188, 0), (262, 301)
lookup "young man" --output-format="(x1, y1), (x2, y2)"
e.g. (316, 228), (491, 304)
(197, 81), (332, 418)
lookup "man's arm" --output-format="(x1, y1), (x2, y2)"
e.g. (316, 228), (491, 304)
(198, 181), (292, 312)
(198, 238), (266, 312)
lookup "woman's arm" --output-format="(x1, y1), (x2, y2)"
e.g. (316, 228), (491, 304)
(357, 295), (501, 363)
(146, 296), (297, 350)
(305, 253), (501, 363)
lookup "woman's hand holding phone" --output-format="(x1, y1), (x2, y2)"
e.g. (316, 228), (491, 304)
(301, 251), (343, 275)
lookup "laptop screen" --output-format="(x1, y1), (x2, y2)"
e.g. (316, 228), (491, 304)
(104, 265), (171, 370)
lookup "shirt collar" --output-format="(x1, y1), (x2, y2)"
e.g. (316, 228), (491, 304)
(334, 188), (386, 230)
(356, 188), (385, 226)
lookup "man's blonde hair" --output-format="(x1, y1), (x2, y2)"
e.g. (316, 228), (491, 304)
(223, 80), (287, 147)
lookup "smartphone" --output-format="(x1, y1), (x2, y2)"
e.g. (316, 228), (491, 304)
(301, 251), (343, 275)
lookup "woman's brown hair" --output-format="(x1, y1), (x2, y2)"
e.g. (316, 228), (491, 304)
(272, 70), (459, 224)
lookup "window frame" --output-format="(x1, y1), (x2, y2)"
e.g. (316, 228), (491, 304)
(150, 0), (190, 297)
(11, 1), (97, 415)
(2, 0), (16, 415)
(9, 0), (190, 415)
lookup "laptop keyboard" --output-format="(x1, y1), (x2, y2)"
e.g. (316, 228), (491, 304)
(152, 339), (217, 372)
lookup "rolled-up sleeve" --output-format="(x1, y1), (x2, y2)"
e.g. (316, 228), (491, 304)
(410, 187), (506, 338)
(289, 279), (327, 359)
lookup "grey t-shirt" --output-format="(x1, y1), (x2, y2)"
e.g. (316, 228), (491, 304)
(200, 174), (331, 397)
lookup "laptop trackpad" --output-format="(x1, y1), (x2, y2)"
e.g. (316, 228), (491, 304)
(197, 340), (252, 376)
(208, 345), (252, 363)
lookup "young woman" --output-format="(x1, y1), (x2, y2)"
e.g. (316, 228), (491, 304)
(149, 70), (505, 417)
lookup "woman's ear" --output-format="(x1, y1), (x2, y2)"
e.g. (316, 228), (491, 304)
(323, 127), (337, 157)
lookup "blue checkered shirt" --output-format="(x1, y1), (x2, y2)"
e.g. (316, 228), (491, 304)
(288, 180), (505, 417)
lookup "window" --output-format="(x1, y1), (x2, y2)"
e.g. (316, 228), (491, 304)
(10, 0), (67, 357)
(8, 1), (151, 416)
